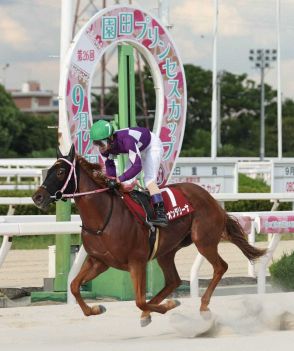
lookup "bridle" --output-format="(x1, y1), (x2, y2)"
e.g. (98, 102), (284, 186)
(41, 156), (148, 236)
(44, 157), (110, 201)
(43, 157), (114, 236)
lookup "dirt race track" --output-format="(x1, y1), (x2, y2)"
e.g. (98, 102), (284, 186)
(1, 242), (294, 350)
(1, 293), (294, 351)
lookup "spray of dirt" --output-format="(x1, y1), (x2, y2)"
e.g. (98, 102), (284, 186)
(169, 296), (294, 338)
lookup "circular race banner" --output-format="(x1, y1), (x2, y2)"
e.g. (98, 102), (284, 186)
(60, 5), (187, 186)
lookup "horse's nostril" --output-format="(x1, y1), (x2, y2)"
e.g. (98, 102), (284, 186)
(33, 193), (43, 205)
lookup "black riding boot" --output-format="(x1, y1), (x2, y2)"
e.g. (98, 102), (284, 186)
(150, 194), (168, 227)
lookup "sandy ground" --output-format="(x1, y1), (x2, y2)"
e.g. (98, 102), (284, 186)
(1, 241), (294, 350)
(0, 293), (294, 351)
(1, 240), (294, 288)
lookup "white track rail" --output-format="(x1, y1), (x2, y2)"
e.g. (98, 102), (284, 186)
(1, 194), (294, 302)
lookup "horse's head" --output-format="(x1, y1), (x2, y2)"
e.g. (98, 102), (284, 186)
(32, 145), (76, 210)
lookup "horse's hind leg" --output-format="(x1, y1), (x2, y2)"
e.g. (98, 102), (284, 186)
(129, 260), (179, 326)
(70, 256), (108, 316)
(140, 250), (181, 325)
(197, 247), (228, 312)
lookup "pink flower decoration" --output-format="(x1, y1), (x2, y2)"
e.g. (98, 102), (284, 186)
(151, 19), (165, 35)
(134, 10), (144, 27)
(72, 103), (78, 115)
(142, 39), (152, 48)
(160, 126), (172, 143)
(158, 62), (166, 74)
(175, 72), (184, 89)
(66, 79), (71, 96)
(163, 96), (168, 114)
(83, 96), (89, 112)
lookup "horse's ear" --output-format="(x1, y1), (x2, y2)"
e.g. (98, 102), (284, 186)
(68, 144), (75, 161)
(56, 146), (63, 159)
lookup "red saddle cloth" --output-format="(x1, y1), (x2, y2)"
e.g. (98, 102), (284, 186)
(123, 187), (194, 224)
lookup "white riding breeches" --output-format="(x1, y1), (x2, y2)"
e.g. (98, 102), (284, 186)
(141, 132), (163, 187)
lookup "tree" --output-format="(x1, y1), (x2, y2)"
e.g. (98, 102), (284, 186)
(91, 63), (294, 157)
(184, 64), (213, 131)
(10, 113), (57, 157)
(0, 85), (23, 157)
(282, 99), (294, 157)
(91, 64), (155, 128)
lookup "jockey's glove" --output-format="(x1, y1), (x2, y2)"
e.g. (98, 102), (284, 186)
(106, 178), (120, 190)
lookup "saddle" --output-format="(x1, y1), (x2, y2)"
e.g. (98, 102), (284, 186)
(121, 187), (194, 260)
(129, 190), (154, 221)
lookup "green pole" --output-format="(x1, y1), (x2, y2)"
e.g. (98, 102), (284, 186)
(54, 200), (71, 291)
(90, 45), (137, 300)
(91, 44), (164, 300)
(117, 44), (164, 297)
(118, 45), (136, 128)
(117, 44), (137, 174)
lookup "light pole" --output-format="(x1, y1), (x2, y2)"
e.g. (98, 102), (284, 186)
(2, 63), (9, 88)
(249, 49), (276, 160)
(217, 70), (224, 149)
(211, 0), (219, 159)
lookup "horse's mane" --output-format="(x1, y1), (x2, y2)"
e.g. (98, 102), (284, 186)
(76, 154), (107, 187)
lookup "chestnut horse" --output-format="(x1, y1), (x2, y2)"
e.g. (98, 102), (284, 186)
(32, 146), (266, 326)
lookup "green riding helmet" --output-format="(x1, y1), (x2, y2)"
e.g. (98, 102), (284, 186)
(90, 120), (114, 141)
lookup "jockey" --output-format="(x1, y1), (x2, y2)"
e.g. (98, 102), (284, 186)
(90, 119), (168, 227)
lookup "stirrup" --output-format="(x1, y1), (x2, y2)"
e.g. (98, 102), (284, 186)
(149, 217), (168, 228)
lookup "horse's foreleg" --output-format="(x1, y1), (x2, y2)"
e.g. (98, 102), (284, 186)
(70, 256), (108, 316)
(141, 250), (181, 323)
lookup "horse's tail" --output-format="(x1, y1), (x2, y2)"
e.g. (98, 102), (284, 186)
(225, 214), (266, 261)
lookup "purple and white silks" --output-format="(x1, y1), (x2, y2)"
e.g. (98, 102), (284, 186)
(101, 127), (163, 185)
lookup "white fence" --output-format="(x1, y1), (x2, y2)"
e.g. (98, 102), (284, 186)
(190, 210), (294, 297)
(2, 157), (294, 193)
(1, 204), (294, 302)
(0, 158), (52, 189)
(1, 158), (294, 302)
(0, 158), (53, 167)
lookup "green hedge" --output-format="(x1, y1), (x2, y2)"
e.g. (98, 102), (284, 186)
(269, 251), (294, 291)
(225, 174), (292, 212)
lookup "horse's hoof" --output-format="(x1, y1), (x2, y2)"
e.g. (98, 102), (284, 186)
(98, 305), (107, 314)
(174, 299), (181, 307)
(91, 305), (106, 315)
(140, 315), (152, 327)
(200, 309), (212, 320)
(166, 299), (181, 310)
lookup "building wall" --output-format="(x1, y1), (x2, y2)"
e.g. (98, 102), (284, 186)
(10, 81), (58, 115)
(14, 97), (32, 109)
(37, 97), (51, 106)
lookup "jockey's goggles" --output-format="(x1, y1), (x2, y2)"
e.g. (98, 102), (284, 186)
(93, 139), (109, 147)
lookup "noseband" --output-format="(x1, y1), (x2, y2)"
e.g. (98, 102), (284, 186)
(46, 158), (77, 200)
(46, 158), (109, 201)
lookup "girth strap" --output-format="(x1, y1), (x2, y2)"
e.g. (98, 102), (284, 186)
(148, 226), (160, 261)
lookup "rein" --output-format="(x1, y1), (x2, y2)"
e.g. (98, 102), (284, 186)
(49, 157), (109, 200)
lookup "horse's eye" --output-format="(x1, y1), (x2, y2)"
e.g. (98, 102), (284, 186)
(57, 168), (65, 177)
